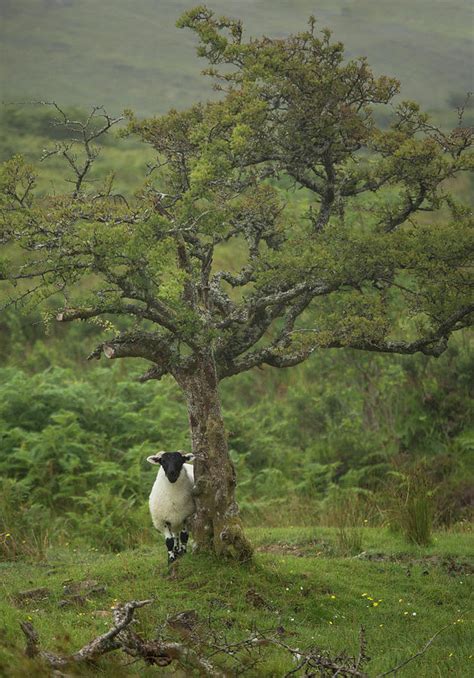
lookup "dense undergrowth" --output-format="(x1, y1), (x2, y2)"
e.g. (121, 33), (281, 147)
(1, 304), (472, 558)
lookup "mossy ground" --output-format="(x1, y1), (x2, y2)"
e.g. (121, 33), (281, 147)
(0, 527), (472, 676)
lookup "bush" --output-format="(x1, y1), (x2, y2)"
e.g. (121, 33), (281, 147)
(66, 486), (152, 551)
(0, 366), (187, 555)
(0, 478), (53, 560)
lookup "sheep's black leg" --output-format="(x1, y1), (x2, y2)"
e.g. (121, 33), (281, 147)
(179, 529), (189, 555)
(174, 533), (181, 558)
(164, 524), (176, 564)
(166, 537), (176, 563)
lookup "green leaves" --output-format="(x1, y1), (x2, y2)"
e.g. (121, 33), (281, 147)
(1, 10), (472, 376)
(0, 154), (36, 209)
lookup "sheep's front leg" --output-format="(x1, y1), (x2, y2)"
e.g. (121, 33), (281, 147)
(164, 523), (177, 564)
(179, 522), (189, 555)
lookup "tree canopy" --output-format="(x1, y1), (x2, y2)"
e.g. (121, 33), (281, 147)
(1, 8), (472, 384)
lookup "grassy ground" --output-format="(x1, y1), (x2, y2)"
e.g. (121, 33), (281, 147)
(0, 527), (472, 676)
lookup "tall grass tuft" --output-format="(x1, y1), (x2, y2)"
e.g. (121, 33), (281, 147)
(402, 491), (432, 546)
(321, 487), (368, 556)
(386, 466), (433, 546)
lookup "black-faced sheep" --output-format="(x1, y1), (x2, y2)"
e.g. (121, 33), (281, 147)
(147, 450), (195, 563)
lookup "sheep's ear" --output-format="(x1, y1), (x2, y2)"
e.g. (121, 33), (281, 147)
(147, 452), (164, 465)
(183, 453), (195, 462)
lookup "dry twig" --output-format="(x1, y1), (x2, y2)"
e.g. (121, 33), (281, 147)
(20, 603), (451, 677)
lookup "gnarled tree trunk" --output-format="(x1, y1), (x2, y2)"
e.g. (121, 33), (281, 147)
(175, 352), (253, 561)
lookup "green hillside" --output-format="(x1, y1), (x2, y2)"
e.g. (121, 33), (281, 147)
(1, 0), (472, 116)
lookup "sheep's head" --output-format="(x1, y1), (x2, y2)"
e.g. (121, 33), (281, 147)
(147, 450), (195, 483)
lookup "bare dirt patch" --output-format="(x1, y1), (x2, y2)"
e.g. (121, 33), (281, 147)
(256, 543), (473, 575)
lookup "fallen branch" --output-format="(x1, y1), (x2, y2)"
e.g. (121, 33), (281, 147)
(20, 602), (452, 677)
(376, 624), (450, 677)
(20, 600), (225, 675)
(265, 632), (370, 678)
(21, 600), (153, 669)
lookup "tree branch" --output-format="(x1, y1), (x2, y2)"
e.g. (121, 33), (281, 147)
(39, 102), (124, 198)
(20, 600), (225, 675)
(87, 330), (176, 373)
(20, 600), (153, 668)
(220, 303), (474, 377)
(56, 302), (173, 327)
(376, 624), (450, 677)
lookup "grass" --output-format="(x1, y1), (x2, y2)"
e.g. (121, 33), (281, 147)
(0, 527), (472, 676)
(250, 526), (472, 553)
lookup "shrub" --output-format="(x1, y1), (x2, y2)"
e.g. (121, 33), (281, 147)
(66, 486), (152, 551)
(0, 478), (53, 560)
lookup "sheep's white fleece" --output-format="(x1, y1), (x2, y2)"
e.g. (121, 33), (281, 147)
(149, 463), (195, 533)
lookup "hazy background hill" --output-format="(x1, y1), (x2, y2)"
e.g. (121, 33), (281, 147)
(1, 0), (473, 116)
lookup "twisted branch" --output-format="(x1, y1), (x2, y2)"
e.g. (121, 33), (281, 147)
(20, 603), (452, 678)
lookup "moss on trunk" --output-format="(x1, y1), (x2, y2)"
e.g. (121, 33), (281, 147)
(175, 353), (253, 562)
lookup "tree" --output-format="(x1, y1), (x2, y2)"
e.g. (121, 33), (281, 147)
(1, 6), (473, 561)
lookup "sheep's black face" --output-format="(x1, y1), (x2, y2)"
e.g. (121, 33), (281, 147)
(160, 452), (185, 483)
(147, 450), (194, 483)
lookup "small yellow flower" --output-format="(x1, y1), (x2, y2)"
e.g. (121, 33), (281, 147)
(379, 624), (384, 627)
(404, 611), (409, 615)
(362, 593), (367, 597)
(5, 533), (11, 537)
(398, 598), (403, 603)
(328, 621), (333, 625)
(330, 595), (336, 599)
(373, 602), (379, 607)
(27, 616), (32, 621)
(367, 597), (374, 601)
(448, 653), (454, 658)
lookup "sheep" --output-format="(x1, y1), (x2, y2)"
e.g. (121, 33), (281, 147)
(146, 450), (195, 563)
